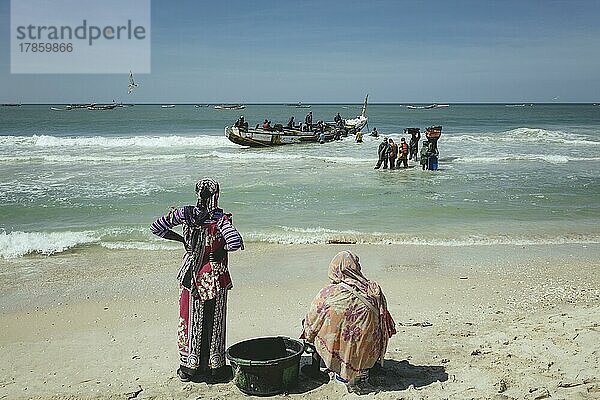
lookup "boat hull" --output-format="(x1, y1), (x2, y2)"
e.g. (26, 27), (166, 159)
(225, 126), (333, 147)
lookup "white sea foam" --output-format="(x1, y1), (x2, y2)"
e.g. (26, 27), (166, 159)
(0, 134), (238, 149)
(0, 154), (188, 164)
(451, 154), (600, 164)
(190, 151), (372, 164)
(243, 226), (600, 246)
(1, 227), (598, 258)
(101, 241), (180, 251)
(445, 127), (599, 146)
(0, 230), (98, 259)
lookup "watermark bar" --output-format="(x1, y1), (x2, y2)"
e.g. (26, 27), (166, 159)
(11, 0), (151, 73)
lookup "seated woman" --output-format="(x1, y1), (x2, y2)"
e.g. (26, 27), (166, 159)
(302, 251), (396, 390)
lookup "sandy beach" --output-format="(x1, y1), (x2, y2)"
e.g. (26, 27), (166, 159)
(1, 243), (599, 400)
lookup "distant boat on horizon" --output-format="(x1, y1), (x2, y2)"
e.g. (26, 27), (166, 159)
(1, 103), (22, 107)
(406, 104), (447, 109)
(161, 104), (175, 108)
(215, 104), (245, 110)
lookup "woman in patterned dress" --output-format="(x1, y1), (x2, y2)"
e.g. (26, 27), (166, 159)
(302, 251), (396, 390)
(151, 178), (243, 382)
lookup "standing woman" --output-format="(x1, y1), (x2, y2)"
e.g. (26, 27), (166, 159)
(151, 178), (243, 382)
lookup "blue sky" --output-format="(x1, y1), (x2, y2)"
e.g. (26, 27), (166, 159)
(1, 0), (599, 103)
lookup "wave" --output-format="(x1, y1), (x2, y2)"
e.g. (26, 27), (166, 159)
(0, 150), (373, 165)
(2, 227), (598, 258)
(445, 127), (599, 146)
(242, 226), (600, 246)
(0, 154), (188, 164)
(100, 241), (180, 251)
(0, 134), (238, 149)
(0, 230), (98, 258)
(191, 151), (372, 164)
(452, 154), (600, 164)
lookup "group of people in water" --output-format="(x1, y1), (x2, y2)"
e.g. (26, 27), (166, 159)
(234, 111), (346, 135)
(151, 178), (395, 393)
(373, 126), (441, 170)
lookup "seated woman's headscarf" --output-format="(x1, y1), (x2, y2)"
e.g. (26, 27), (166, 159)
(303, 251), (396, 381)
(328, 251), (396, 346)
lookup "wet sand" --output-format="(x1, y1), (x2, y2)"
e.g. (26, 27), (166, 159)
(1, 243), (599, 399)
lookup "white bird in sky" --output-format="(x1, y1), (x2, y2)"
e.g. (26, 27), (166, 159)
(128, 71), (138, 94)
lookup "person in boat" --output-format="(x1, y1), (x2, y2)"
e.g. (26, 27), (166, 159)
(305, 111), (313, 131)
(234, 116), (248, 131)
(397, 138), (409, 168)
(420, 140), (430, 170)
(150, 178), (244, 383)
(387, 138), (398, 169)
(374, 137), (389, 169)
(287, 116), (295, 129)
(301, 251), (396, 393)
(262, 119), (272, 130)
(407, 128), (421, 161)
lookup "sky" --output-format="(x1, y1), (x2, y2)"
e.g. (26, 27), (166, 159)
(1, 0), (599, 103)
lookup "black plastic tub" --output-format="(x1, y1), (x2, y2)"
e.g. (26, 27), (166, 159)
(226, 336), (305, 396)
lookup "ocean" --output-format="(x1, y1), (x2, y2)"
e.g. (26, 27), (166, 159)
(0, 104), (599, 258)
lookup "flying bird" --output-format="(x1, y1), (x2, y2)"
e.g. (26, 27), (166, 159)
(128, 71), (138, 94)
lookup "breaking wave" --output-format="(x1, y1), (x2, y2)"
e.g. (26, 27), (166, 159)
(452, 154), (600, 164)
(445, 127), (599, 146)
(0, 134), (238, 149)
(0, 230), (98, 258)
(2, 226), (598, 258)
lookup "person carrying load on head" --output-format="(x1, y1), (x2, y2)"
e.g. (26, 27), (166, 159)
(406, 128), (421, 161)
(397, 137), (409, 168)
(425, 126), (442, 154)
(301, 251), (396, 394)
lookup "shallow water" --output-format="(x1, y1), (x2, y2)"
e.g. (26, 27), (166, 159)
(0, 104), (599, 257)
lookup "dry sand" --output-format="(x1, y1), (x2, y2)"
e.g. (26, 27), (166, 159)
(1, 243), (599, 399)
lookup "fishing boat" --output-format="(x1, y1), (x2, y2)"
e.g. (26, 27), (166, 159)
(65, 103), (96, 110)
(161, 104), (175, 108)
(225, 126), (334, 147)
(224, 95), (368, 147)
(342, 94), (369, 132)
(215, 104), (245, 110)
(406, 104), (437, 109)
(292, 102), (311, 108)
(88, 103), (118, 110)
(194, 104), (209, 108)
(1, 103), (22, 107)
